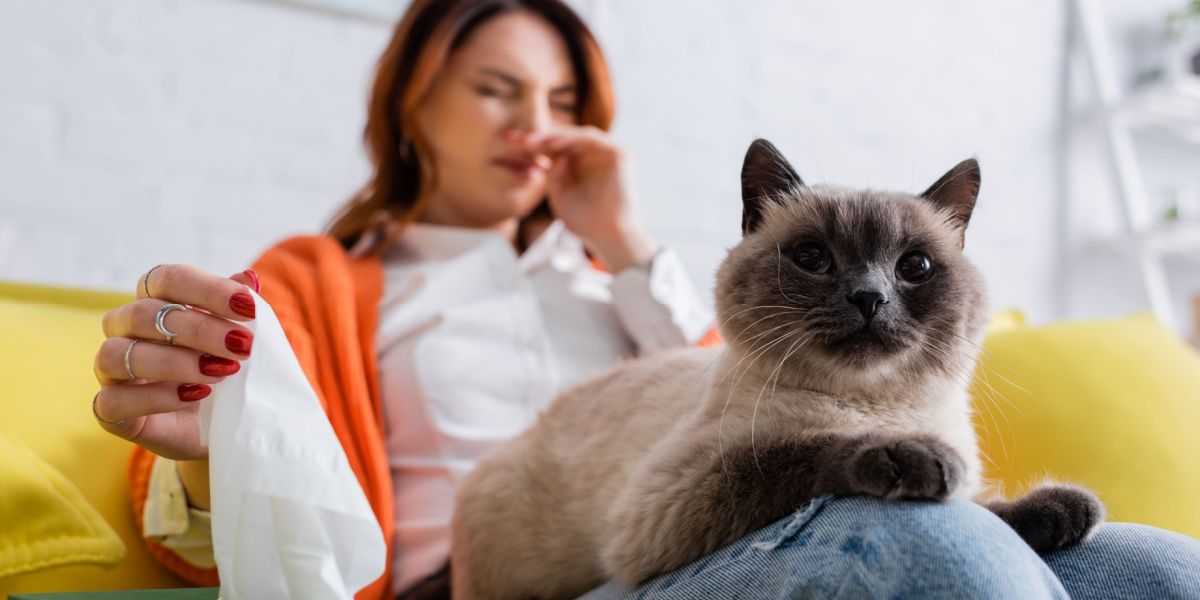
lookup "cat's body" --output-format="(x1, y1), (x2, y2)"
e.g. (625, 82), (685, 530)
(452, 346), (982, 598)
(448, 140), (1103, 600)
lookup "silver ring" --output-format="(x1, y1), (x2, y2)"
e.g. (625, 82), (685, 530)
(156, 303), (189, 346)
(144, 264), (166, 299)
(124, 339), (140, 380)
(93, 391), (127, 426)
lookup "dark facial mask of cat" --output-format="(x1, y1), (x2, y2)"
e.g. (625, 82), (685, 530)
(716, 139), (988, 385)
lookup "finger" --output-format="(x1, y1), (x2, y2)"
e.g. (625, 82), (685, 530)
(230, 269), (261, 294)
(544, 157), (570, 200)
(94, 380), (213, 426)
(511, 126), (614, 158)
(102, 298), (254, 361)
(94, 337), (238, 387)
(135, 264), (257, 322)
(507, 132), (576, 156)
(189, 269), (259, 317)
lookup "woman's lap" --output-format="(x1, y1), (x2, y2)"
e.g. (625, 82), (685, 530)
(579, 495), (1200, 600)
(1043, 521), (1200, 599)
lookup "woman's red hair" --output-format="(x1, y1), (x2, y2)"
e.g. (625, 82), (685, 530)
(325, 0), (615, 258)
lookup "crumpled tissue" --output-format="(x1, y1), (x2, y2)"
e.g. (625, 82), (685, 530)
(198, 289), (386, 599)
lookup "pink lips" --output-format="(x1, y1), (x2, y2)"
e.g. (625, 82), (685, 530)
(493, 155), (545, 180)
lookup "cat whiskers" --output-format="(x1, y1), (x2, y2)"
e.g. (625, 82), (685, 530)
(713, 311), (810, 449)
(917, 334), (1015, 471)
(727, 310), (804, 350)
(686, 307), (806, 420)
(749, 330), (815, 478)
(924, 313), (1033, 403)
(913, 336), (1008, 472)
(716, 325), (807, 486)
(716, 311), (810, 386)
(716, 304), (803, 338)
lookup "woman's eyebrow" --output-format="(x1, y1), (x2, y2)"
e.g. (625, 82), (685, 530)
(478, 66), (576, 94)
(478, 66), (522, 87)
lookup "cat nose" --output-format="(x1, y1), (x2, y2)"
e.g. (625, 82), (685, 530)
(846, 291), (888, 321)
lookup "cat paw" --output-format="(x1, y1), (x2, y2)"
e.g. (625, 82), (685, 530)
(988, 483), (1105, 553)
(849, 435), (964, 501)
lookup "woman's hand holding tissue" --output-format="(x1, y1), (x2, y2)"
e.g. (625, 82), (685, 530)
(92, 264), (261, 506)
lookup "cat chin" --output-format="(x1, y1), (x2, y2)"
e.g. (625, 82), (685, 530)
(798, 343), (912, 386)
(819, 325), (909, 359)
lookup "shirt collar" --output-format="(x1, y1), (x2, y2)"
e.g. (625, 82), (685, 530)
(385, 219), (585, 273)
(391, 221), (506, 262)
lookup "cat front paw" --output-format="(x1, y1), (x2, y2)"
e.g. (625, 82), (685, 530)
(849, 435), (964, 501)
(988, 483), (1105, 553)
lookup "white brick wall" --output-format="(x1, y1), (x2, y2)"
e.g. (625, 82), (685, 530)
(0, 0), (384, 291)
(0, 0), (1193, 329)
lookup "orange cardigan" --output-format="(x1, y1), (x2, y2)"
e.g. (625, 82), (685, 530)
(127, 234), (721, 598)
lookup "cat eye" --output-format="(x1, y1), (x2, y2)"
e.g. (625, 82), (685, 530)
(790, 242), (833, 274)
(896, 251), (934, 283)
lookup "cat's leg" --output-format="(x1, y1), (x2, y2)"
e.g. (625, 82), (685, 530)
(450, 453), (559, 600)
(601, 432), (966, 586)
(452, 443), (605, 600)
(840, 433), (967, 501)
(983, 482), (1105, 553)
(450, 465), (525, 600)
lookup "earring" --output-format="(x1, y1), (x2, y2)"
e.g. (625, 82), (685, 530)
(398, 137), (414, 163)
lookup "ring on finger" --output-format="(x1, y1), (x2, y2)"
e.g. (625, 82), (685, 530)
(92, 391), (127, 426)
(144, 263), (166, 299)
(124, 339), (140, 380)
(156, 303), (189, 346)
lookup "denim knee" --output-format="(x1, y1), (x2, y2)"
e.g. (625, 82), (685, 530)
(581, 495), (1074, 600)
(803, 495), (1069, 599)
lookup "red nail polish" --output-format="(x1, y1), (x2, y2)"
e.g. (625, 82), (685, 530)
(225, 330), (253, 355)
(200, 354), (240, 377)
(229, 292), (255, 318)
(243, 269), (261, 293)
(178, 383), (212, 402)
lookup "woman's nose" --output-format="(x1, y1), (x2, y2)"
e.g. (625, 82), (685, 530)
(512, 95), (554, 134)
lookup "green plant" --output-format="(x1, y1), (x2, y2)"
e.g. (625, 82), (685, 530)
(1168, 0), (1200, 36)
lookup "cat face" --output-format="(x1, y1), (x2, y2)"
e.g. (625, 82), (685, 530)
(716, 139), (988, 383)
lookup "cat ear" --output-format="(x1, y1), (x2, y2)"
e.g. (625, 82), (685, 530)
(919, 158), (980, 242)
(741, 138), (805, 235)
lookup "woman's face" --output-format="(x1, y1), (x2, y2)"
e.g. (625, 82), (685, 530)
(413, 11), (580, 229)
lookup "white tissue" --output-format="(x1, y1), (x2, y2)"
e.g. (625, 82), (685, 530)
(198, 289), (386, 599)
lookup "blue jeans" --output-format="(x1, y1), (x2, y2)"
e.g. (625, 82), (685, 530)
(579, 495), (1200, 599)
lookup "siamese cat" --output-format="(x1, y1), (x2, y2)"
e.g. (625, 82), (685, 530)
(448, 139), (1104, 600)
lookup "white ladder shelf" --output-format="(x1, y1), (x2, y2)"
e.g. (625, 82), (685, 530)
(1061, 0), (1200, 331)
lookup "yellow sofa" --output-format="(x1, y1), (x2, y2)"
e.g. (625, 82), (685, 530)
(0, 280), (1197, 596)
(0, 281), (184, 595)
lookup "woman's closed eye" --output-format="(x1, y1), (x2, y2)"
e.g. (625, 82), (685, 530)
(475, 83), (517, 99)
(550, 97), (578, 113)
(476, 84), (575, 115)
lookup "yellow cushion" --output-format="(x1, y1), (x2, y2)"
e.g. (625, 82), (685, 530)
(0, 284), (185, 593)
(972, 313), (1200, 538)
(0, 432), (124, 576)
(984, 308), (1026, 335)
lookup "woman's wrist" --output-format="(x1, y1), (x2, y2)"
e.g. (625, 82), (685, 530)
(176, 458), (212, 511)
(588, 222), (659, 274)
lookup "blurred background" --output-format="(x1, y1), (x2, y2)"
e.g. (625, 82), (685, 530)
(1, 0), (1199, 338)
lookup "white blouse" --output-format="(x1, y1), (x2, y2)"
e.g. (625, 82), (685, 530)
(141, 220), (714, 596)
(377, 220), (713, 593)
